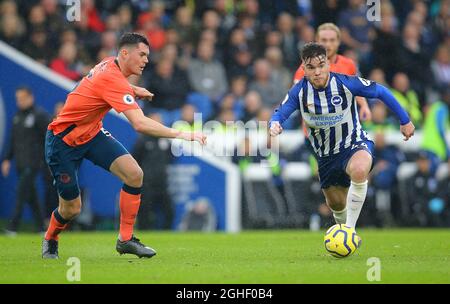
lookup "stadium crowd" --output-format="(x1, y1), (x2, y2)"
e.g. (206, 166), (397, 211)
(1, 0), (449, 230)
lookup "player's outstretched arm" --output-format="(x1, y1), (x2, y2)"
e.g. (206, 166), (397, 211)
(130, 85), (154, 101)
(269, 121), (283, 137)
(373, 84), (415, 141)
(356, 96), (372, 122)
(268, 85), (301, 137)
(124, 108), (207, 145)
(400, 121), (415, 141)
(348, 76), (415, 141)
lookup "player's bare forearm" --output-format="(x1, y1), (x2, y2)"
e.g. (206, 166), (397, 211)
(356, 96), (371, 121)
(130, 85), (154, 100)
(124, 109), (206, 144)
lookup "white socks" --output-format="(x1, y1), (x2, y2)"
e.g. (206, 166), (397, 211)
(331, 207), (347, 224)
(346, 180), (368, 228)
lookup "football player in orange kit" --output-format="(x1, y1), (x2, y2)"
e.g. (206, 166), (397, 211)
(42, 33), (206, 259)
(294, 23), (372, 121)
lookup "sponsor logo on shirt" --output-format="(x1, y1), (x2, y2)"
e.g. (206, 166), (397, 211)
(331, 95), (343, 106)
(123, 94), (135, 105)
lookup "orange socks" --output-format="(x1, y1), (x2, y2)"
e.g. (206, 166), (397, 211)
(45, 209), (69, 241)
(119, 185), (142, 242)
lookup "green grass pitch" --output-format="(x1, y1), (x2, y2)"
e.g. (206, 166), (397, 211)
(0, 229), (449, 283)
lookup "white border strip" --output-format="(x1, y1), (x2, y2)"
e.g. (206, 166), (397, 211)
(0, 90), (5, 152)
(190, 146), (241, 232)
(0, 40), (126, 120)
(0, 40), (75, 91)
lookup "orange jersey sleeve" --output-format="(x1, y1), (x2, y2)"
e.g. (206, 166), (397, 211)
(333, 55), (357, 76)
(48, 57), (139, 146)
(292, 55), (357, 83)
(293, 65), (305, 83)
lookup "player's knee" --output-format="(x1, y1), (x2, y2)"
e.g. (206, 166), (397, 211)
(59, 184), (80, 203)
(124, 166), (143, 187)
(349, 165), (369, 183)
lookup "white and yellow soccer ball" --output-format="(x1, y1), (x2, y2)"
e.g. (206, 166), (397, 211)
(324, 224), (361, 258)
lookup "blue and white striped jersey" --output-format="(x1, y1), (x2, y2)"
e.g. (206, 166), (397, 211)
(270, 72), (410, 158)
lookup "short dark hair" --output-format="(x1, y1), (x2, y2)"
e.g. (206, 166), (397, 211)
(118, 32), (150, 49)
(16, 86), (33, 95)
(300, 42), (327, 63)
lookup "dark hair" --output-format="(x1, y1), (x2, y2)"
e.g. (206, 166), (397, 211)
(118, 32), (150, 49)
(300, 42), (327, 63)
(16, 86), (33, 95)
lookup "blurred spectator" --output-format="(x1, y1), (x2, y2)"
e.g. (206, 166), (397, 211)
(179, 198), (216, 231)
(50, 42), (83, 81)
(405, 151), (441, 227)
(21, 27), (51, 65)
(41, 0), (65, 44)
(132, 114), (173, 230)
(265, 46), (293, 92)
(149, 0), (171, 28)
(172, 104), (203, 132)
(368, 68), (389, 87)
(198, 28), (222, 60)
(215, 108), (237, 133)
(297, 24), (315, 51)
(312, 0), (345, 26)
(0, 14), (25, 49)
(263, 30), (282, 51)
(431, 0), (450, 41)
(370, 131), (405, 226)
(213, 0), (237, 33)
(431, 44), (450, 90)
(421, 87), (450, 177)
(1, 87), (50, 235)
(187, 41), (228, 102)
(398, 22), (432, 101)
(241, 90), (263, 123)
(117, 4), (133, 34)
(372, 5), (402, 83)
(137, 12), (166, 52)
(226, 45), (254, 80)
(225, 27), (249, 67)
(201, 9), (225, 47)
(221, 76), (247, 120)
(248, 59), (285, 109)
(81, 0), (105, 33)
(169, 6), (200, 47)
(73, 10), (101, 60)
(27, 4), (47, 31)
(363, 101), (397, 132)
(237, 12), (260, 52)
(144, 58), (191, 120)
(338, 0), (374, 61)
(390, 72), (423, 126)
(98, 30), (118, 59)
(277, 13), (298, 71)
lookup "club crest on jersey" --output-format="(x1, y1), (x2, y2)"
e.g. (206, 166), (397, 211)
(123, 94), (135, 105)
(358, 77), (371, 86)
(331, 95), (343, 106)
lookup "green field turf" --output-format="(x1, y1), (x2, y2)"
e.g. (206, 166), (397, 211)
(0, 229), (449, 284)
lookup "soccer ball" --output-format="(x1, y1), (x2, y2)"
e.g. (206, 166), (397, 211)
(324, 224), (361, 258)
